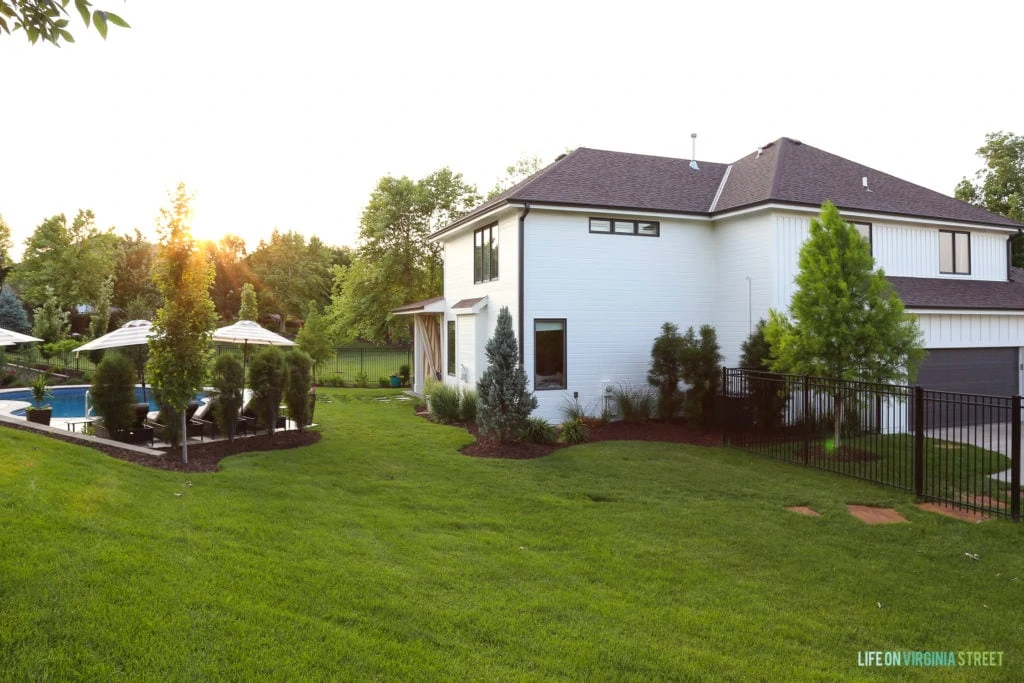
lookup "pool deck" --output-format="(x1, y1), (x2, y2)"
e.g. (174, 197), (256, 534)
(0, 412), (165, 457)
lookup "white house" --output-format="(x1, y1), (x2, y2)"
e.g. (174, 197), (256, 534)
(395, 138), (1024, 423)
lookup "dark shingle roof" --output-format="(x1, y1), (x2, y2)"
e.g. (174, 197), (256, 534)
(437, 138), (1022, 235)
(391, 295), (444, 314)
(888, 269), (1024, 310)
(716, 138), (1021, 228)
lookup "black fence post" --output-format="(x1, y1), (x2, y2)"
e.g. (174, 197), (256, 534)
(721, 367), (728, 446)
(914, 386), (924, 499)
(802, 375), (810, 464)
(1012, 395), (1021, 522)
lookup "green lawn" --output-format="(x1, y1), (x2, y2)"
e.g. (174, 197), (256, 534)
(1, 389), (1022, 680)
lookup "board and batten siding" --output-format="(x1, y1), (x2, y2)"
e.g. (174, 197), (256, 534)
(712, 213), (773, 368)
(772, 212), (1011, 311)
(914, 312), (1024, 349)
(522, 210), (716, 423)
(440, 211), (519, 390)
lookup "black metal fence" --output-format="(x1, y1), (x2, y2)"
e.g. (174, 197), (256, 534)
(722, 368), (1022, 520)
(4, 345), (412, 388)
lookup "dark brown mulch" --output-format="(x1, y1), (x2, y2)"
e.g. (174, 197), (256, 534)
(455, 418), (721, 460)
(0, 420), (321, 473)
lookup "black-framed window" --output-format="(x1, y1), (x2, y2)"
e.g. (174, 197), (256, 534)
(534, 319), (566, 390)
(589, 218), (659, 237)
(939, 230), (970, 274)
(447, 320), (456, 376)
(473, 224), (498, 283)
(852, 221), (872, 253)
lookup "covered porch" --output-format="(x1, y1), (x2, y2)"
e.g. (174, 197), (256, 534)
(392, 296), (445, 395)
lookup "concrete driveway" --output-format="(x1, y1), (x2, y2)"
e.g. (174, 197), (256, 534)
(924, 422), (1019, 482)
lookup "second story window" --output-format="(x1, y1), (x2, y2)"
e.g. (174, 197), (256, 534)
(474, 224), (498, 283)
(939, 230), (970, 274)
(589, 218), (660, 236)
(852, 222), (872, 254)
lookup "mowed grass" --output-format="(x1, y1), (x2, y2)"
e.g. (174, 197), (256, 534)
(0, 389), (1022, 680)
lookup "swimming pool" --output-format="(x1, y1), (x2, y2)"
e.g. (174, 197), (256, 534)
(0, 386), (203, 419)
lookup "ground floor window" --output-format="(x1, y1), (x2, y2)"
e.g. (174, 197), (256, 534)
(535, 319), (566, 390)
(447, 321), (456, 376)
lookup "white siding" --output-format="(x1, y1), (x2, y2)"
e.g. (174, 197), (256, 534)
(773, 212), (1010, 310)
(712, 213), (773, 367)
(440, 210), (520, 391)
(523, 210), (716, 422)
(914, 312), (1024, 348)
(456, 313), (475, 385)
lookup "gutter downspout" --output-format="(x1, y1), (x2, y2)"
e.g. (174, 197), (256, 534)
(518, 203), (531, 364)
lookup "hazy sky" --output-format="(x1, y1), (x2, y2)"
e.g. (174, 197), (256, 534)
(1, 0), (1020, 259)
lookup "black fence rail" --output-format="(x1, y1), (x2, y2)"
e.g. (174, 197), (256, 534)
(4, 345), (412, 389)
(722, 368), (1022, 520)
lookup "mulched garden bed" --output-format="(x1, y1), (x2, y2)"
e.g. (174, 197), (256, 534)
(449, 417), (721, 460)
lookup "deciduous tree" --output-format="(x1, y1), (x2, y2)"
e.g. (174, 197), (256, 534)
(146, 184), (217, 460)
(330, 169), (480, 343)
(248, 230), (333, 331)
(295, 300), (333, 384)
(0, 0), (129, 45)
(764, 202), (925, 446)
(956, 132), (1024, 265)
(487, 155), (544, 199)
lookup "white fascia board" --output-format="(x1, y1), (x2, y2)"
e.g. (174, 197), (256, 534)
(908, 308), (1024, 316)
(713, 203), (1020, 233)
(429, 205), (513, 243)
(393, 300), (447, 316)
(525, 203), (712, 223)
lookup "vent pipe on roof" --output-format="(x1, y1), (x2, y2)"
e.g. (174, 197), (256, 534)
(690, 133), (699, 170)
(862, 176), (872, 193)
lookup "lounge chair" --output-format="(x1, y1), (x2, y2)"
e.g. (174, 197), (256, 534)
(148, 401), (206, 443)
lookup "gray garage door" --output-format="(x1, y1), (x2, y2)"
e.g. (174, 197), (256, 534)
(915, 347), (1019, 427)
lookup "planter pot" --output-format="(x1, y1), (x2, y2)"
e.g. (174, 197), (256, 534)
(390, 376), (401, 388)
(26, 408), (52, 426)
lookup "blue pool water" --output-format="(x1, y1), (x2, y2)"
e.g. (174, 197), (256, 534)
(2, 386), (174, 418)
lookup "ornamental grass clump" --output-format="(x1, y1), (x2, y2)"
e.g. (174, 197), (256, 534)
(476, 307), (537, 443)
(427, 383), (462, 424)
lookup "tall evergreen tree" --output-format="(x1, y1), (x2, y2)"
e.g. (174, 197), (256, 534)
(0, 286), (30, 334)
(476, 307), (537, 443)
(295, 300), (333, 384)
(238, 282), (258, 321)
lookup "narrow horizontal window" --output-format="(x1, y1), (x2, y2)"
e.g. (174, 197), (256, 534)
(589, 217), (659, 237)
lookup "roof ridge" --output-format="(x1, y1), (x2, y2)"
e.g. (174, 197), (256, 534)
(709, 164), (732, 212)
(767, 137), (788, 199)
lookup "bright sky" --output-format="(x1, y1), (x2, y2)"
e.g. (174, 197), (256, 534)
(1, 0), (1021, 259)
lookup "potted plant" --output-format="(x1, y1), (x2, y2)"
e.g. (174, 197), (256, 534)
(398, 364), (410, 387)
(26, 374), (53, 426)
(389, 372), (401, 388)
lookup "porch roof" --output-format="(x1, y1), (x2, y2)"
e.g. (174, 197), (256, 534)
(391, 296), (445, 315)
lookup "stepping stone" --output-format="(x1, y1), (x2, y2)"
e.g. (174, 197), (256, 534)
(916, 502), (990, 523)
(786, 506), (821, 517)
(846, 504), (908, 524)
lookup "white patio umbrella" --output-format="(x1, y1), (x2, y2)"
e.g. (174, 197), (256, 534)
(0, 327), (43, 346)
(74, 320), (156, 399)
(212, 320), (295, 375)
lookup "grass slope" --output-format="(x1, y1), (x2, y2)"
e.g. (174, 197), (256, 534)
(1, 389), (1021, 680)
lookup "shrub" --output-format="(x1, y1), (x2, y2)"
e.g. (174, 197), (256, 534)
(284, 350), (313, 431)
(249, 345), (288, 434)
(355, 371), (369, 388)
(561, 397), (587, 422)
(428, 382), (462, 424)
(740, 320), (787, 431)
(559, 417), (589, 445)
(90, 352), (137, 434)
(680, 324), (723, 427)
(211, 352), (245, 441)
(460, 389), (478, 423)
(523, 417), (556, 444)
(477, 307), (537, 443)
(378, 377), (390, 388)
(398, 364), (411, 386)
(611, 383), (655, 423)
(648, 322), (686, 420)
